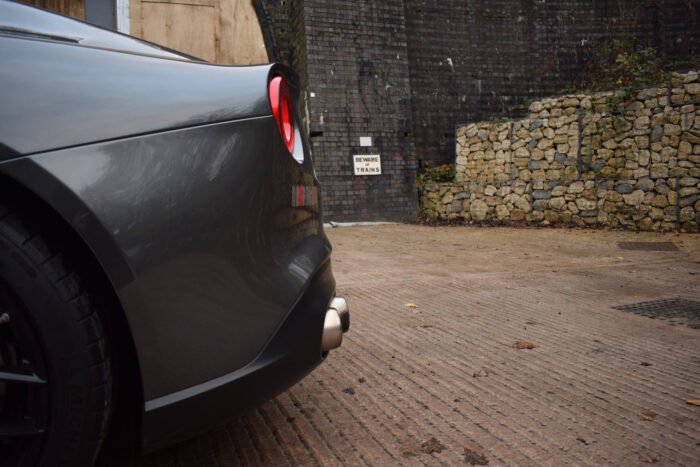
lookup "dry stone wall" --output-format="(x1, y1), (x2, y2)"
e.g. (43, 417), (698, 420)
(422, 71), (700, 232)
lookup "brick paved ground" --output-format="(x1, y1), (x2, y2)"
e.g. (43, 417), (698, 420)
(131, 226), (700, 466)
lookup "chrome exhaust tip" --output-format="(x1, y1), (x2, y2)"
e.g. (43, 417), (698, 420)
(329, 297), (350, 332)
(321, 308), (343, 352)
(322, 296), (350, 352)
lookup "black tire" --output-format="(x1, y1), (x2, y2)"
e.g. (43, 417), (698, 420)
(0, 203), (111, 467)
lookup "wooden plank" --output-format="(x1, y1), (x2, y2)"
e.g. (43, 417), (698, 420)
(130, 0), (143, 37)
(142, 0), (215, 6)
(140, 1), (218, 62)
(69, 0), (85, 20)
(24, 0), (85, 20)
(131, 0), (268, 65)
(216, 0), (268, 65)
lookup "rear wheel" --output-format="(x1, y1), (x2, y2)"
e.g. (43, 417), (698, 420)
(0, 204), (111, 467)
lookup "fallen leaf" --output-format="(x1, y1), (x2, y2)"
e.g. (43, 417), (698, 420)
(405, 303), (418, 309)
(640, 452), (661, 464)
(640, 411), (656, 421)
(512, 340), (538, 349)
(463, 447), (488, 465)
(687, 399), (700, 406)
(421, 437), (445, 454)
(472, 368), (489, 378)
(617, 256), (624, 260)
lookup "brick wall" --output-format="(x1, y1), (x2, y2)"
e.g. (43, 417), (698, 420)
(300, 0), (418, 221)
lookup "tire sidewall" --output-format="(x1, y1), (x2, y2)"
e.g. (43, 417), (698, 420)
(0, 232), (101, 467)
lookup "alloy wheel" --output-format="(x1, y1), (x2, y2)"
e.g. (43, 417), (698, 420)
(0, 284), (49, 466)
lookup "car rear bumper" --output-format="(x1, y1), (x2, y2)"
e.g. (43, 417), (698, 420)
(141, 259), (342, 452)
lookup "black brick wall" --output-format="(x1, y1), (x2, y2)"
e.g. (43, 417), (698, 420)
(302, 0), (417, 222)
(257, 0), (700, 222)
(403, 0), (700, 169)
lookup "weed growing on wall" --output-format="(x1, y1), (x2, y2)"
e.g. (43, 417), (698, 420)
(571, 37), (667, 96)
(417, 164), (455, 190)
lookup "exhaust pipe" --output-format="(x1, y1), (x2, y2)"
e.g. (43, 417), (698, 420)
(330, 297), (350, 332)
(321, 296), (350, 352)
(321, 309), (343, 351)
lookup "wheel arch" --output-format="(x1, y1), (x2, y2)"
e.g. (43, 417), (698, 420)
(0, 163), (145, 452)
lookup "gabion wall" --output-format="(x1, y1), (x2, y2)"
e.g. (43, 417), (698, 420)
(422, 71), (700, 232)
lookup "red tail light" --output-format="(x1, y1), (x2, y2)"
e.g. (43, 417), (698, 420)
(269, 75), (295, 153)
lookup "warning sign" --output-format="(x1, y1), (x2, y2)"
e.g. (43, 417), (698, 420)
(353, 155), (382, 176)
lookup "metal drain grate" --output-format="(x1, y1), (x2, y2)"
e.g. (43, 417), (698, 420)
(617, 242), (678, 251)
(612, 298), (700, 329)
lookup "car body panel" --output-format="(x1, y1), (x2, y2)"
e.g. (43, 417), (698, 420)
(0, 34), (272, 158)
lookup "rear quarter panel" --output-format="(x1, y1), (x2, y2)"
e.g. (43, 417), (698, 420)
(1, 116), (330, 400)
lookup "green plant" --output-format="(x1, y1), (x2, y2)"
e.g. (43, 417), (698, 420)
(568, 36), (667, 99)
(588, 37), (668, 112)
(417, 164), (455, 189)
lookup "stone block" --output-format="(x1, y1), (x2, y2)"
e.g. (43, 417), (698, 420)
(537, 139), (554, 150)
(680, 194), (700, 207)
(551, 186), (567, 197)
(495, 204), (509, 220)
(470, 199), (488, 220)
(680, 206), (695, 221)
(575, 198), (596, 210)
(532, 190), (552, 200)
(650, 165), (669, 178)
(510, 209), (525, 221)
(636, 179), (655, 191)
(515, 197), (532, 213)
(531, 169), (546, 181)
(623, 190), (645, 206)
(529, 210), (545, 221)
(615, 183), (634, 194)
(568, 181), (584, 194)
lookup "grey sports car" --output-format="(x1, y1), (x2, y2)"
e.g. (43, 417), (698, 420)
(0, 2), (349, 466)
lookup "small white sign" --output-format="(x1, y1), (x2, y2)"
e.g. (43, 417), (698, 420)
(359, 136), (372, 147)
(353, 155), (382, 176)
